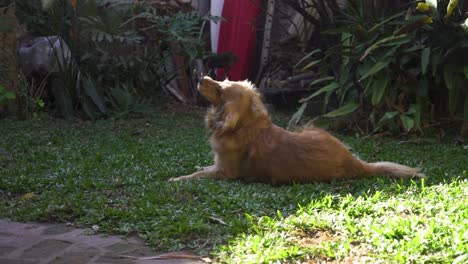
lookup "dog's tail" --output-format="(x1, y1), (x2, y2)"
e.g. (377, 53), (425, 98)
(362, 161), (425, 179)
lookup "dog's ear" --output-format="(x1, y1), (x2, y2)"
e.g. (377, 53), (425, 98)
(221, 102), (240, 131)
(222, 111), (240, 131)
(249, 92), (268, 117)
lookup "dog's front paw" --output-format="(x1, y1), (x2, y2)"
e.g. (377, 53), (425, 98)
(168, 177), (180, 182)
(168, 176), (188, 182)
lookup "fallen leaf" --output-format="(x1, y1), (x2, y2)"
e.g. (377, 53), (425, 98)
(20, 192), (35, 200)
(208, 216), (228, 226)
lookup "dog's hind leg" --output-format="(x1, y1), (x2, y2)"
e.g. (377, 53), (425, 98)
(168, 165), (224, 181)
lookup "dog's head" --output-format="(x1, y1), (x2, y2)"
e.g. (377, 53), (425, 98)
(198, 76), (269, 131)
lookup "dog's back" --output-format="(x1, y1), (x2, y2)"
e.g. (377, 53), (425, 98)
(237, 125), (367, 184)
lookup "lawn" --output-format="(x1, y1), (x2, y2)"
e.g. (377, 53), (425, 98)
(0, 107), (467, 263)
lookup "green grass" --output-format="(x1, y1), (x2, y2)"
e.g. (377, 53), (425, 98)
(0, 109), (467, 263)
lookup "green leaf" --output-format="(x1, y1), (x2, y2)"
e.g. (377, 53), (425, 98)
(400, 115), (414, 131)
(368, 11), (406, 34)
(323, 102), (359, 118)
(448, 78), (463, 114)
(308, 76), (335, 87)
(417, 77), (429, 97)
(299, 82), (339, 103)
(421, 47), (430, 75)
(377, 111), (399, 125)
(360, 35), (411, 61)
(322, 26), (354, 35)
(35, 98), (45, 108)
(0, 84), (14, 101)
(5, 91), (16, 100)
(463, 66), (468, 79)
(446, 0), (460, 18)
(443, 64), (456, 90)
(359, 60), (390, 81)
(83, 76), (107, 114)
(288, 103), (308, 126)
(301, 60), (322, 71)
(371, 73), (389, 106)
(294, 49), (321, 69)
(431, 48), (442, 77)
(411, 103), (422, 129)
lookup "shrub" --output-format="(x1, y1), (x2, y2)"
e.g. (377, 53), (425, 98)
(15, 0), (211, 119)
(293, 0), (468, 135)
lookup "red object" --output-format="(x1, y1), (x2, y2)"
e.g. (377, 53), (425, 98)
(217, 0), (261, 81)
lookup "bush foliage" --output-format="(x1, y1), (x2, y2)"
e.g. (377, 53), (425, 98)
(14, 0), (211, 119)
(293, 0), (468, 135)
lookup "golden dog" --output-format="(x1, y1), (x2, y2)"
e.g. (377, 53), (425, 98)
(169, 76), (424, 184)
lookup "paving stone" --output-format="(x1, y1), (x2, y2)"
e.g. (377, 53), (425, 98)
(42, 225), (75, 236)
(68, 243), (100, 254)
(124, 247), (160, 257)
(96, 254), (135, 264)
(104, 242), (142, 253)
(21, 239), (72, 258)
(0, 235), (40, 248)
(0, 246), (16, 256)
(73, 234), (123, 248)
(46, 251), (97, 264)
(0, 259), (35, 264)
(0, 220), (204, 264)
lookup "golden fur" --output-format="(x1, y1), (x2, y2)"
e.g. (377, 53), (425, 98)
(169, 76), (424, 184)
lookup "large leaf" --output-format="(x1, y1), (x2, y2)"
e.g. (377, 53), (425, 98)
(0, 85), (16, 102)
(443, 63), (464, 91)
(323, 102), (359, 118)
(446, 0), (460, 18)
(289, 103), (308, 126)
(82, 76), (107, 114)
(322, 26), (354, 35)
(359, 60), (390, 81)
(412, 102), (422, 129)
(371, 73), (389, 106)
(431, 48), (443, 77)
(368, 11), (406, 34)
(421, 47), (431, 75)
(377, 111), (399, 125)
(447, 76), (464, 114)
(308, 76), (335, 87)
(299, 82), (339, 103)
(360, 34), (412, 61)
(400, 115), (414, 131)
(417, 77), (429, 97)
(301, 60), (322, 71)
(294, 49), (321, 69)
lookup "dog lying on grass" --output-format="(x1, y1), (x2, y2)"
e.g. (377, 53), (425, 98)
(169, 76), (424, 184)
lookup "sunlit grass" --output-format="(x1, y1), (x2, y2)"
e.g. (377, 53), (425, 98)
(0, 109), (467, 263)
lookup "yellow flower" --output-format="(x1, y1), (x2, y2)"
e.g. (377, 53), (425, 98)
(416, 2), (431, 12)
(423, 16), (433, 24)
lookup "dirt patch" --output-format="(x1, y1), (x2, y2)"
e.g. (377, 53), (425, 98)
(292, 230), (376, 264)
(296, 230), (337, 248)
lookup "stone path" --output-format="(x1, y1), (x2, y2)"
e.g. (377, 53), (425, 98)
(0, 219), (206, 264)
